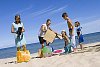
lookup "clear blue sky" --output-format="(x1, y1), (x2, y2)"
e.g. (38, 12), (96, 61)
(0, 0), (100, 49)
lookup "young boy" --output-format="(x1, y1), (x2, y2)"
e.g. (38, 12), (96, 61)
(62, 12), (76, 52)
(61, 30), (71, 53)
(75, 21), (84, 50)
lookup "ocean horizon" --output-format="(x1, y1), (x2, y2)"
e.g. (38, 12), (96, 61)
(0, 32), (100, 59)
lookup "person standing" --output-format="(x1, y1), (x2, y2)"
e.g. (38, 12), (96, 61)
(62, 12), (76, 52)
(75, 21), (84, 50)
(11, 14), (26, 51)
(38, 19), (56, 48)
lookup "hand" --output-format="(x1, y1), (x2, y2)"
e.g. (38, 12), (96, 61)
(16, 31), (18, 34)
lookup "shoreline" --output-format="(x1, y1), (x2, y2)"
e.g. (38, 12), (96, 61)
(0, 42), (100, 67)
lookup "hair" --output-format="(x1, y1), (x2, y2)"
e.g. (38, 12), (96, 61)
(62, 12), (68, 17)
(61, 30), (67, 35)
(75, 21), (80, 26)
(15, 14), (21, 24)
(46, 19), (51, 22)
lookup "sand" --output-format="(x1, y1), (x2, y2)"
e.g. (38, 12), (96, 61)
(0, 42), (100, 67)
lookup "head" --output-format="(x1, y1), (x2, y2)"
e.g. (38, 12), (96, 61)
(75, 21), (80, 27)
(62, 12), (68, 20)
(46, 19), (51, 26)
(61, 30), (67, 37)
(15, 14), (21, 24)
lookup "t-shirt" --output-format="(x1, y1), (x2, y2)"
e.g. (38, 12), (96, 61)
(12, 22), (24, 32)
(38, 24), (50, 37)
(12, 22), (24, 39)
(76, 26), (82, 36)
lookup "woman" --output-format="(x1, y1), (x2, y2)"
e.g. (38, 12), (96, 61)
(11, 14), (26, 51)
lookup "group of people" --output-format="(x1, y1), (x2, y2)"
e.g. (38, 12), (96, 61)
(62, 13), (84, 52)
(11, 12), (84, 55)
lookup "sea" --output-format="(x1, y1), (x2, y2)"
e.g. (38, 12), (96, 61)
(0, 32), (100, 59)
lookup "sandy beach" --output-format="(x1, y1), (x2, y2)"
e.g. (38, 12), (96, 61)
(0, 42), (100, 67)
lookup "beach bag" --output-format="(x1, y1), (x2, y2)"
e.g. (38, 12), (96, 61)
(16, 50), (31, 63)
(42, 46), (53, 57)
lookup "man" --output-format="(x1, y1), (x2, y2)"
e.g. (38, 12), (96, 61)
(62, 12), (76, 52)
(38, 19), (56, 48)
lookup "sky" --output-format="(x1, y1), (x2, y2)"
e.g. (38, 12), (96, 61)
(0, 0), (100, 49)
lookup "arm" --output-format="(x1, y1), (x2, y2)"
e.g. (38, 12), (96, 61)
(63, 35), (70, 47)
(64, 35), (70, 43)
(49, 27), (57, 34)
(22, 23), (25, 32)
(67, 18), (74, 29)
(67, 17), (74, 35)
(64, 41), (67, 47)
(11, 25), (16, 33)
(22, 26), (25, 32)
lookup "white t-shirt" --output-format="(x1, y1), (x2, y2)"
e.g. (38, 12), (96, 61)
(12, 22), (24, 39)
(38, 24), (50, 37)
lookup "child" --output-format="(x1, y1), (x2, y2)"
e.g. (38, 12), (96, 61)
(61, 30), (71, 53)
(62, 12), (76, 52)
(75, 21), (84, 50)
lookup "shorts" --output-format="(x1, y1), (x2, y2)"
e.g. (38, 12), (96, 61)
(38, 36), (46, 44)
(79, 34), (84, 43)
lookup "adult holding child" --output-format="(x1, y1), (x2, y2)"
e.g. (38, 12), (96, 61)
(11, 14), (31, 63)
(11, 14), (26, 51)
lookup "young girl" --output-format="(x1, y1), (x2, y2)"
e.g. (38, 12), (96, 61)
(75, 21), (84, 50)
(11, 14), (26, 51)
(61, 30), (71, 53)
